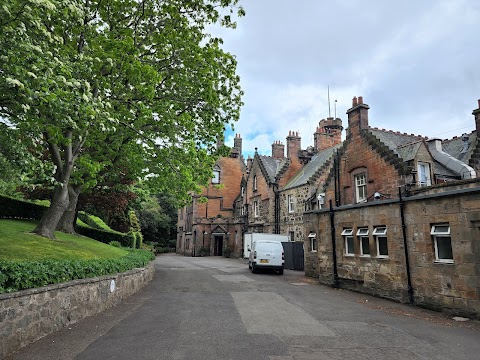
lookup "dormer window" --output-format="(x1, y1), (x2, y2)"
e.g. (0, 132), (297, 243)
(212, 165), (220, 184)
(417, 162), (431, 187)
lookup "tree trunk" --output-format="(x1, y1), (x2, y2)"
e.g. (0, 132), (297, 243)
(33, 184), (70, 239)
(56, 184), (82, 234)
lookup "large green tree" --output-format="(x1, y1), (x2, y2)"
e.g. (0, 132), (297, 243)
(1, 0), (244, 238)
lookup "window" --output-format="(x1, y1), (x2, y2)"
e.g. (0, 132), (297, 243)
(241, 186), (244, 196)
(288, 194), (294, 213)
(373, 227), (388, 258)
(355, 173), (367, 203)
(241, 204), (245, 216)
(418, 162), (431, 187)
(253, 175), (257, 191)
(357, 228), (370, 256)
(308, 233), (317, 252)
(253, 201), (259, 217)
(317, 193), (325, 209)
(342, 229), (354, 256)
(289, 231), (295, 242)
(212, 170), (220, 184)
(431, 224), (453, 263)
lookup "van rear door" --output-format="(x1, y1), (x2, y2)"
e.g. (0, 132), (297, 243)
(255, 241), (283, 266)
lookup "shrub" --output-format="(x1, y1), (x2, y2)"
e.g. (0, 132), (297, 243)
(109, 241), (122, 248)
(0, 195), (47, 220)
(77, 211), (113, 231)
(76, 224), (135, 248)
(0, 249), (155, 293)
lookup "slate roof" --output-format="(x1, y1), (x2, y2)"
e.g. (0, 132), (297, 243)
(368, 128), (425, 157)
(257, 155), (289, 184)
(442, 131), (477, 164)
(283, 145), (340, 190)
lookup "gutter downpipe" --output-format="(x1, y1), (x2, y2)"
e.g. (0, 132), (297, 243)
(336, 151), (341, 206)
(274, 183), (280, 234)
(399, 188), (414, 304)
(333, 156), (339, 207)
(329, 200), (339, 288)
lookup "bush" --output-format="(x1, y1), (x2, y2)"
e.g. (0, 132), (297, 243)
(76, 224), (135, 248)
(0, 194), (47, 220)
(109, 241), (122, 248)
(77, 211), (113, 231)
(0, 249), (155, 293)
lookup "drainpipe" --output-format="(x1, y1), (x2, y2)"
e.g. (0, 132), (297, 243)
(274, 183), (280, 234)
(399, 188), (414, 304)
(333, 156), (338, 207)
(336, 152), (341, 206)
(329, 200), (339, 288)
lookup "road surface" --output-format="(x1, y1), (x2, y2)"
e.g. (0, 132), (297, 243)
(5, 254), (480, 360)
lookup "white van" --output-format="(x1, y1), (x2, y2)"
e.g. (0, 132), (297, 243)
(248, 240), (284, 275)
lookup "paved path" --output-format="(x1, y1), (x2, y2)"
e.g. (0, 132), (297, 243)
(6, 254), (480, 360)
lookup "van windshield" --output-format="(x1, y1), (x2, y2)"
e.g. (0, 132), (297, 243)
(256, 242), (282, 252)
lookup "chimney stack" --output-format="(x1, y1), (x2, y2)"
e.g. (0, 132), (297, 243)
(271, 140), (285, 159)
(346, 95), (369, 137)
(314, 117), (343, 152)
(286, 131), (301, 161)
(233, 133), (242, 156)
(473, 99), (480, 136)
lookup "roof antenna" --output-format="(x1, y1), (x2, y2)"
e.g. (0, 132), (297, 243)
(334, 99), (337, 119)
(328, 85), (331, 118)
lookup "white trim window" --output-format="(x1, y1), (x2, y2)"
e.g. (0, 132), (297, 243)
(431, 224), (453, 263)
(212, 166), (221, 184)
(373, 227), (388, 258)
(355, 173), (367, 203)
(241, 204), (245, 216)
(253, 201), (259, 218)
(253, 175), (257, 191)
(288, 194), (295, 213)
(342, 229), (354, 256)
(418, 162), (431, 187)
(357, 228), (370, 256)
(308, 233), (317, 252)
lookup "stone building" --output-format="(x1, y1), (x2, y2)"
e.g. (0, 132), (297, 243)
(304, 97), (480, 318)
(176, 134), (246, 258)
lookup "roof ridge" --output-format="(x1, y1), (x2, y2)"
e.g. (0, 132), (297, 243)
(368, 126), (428, 140)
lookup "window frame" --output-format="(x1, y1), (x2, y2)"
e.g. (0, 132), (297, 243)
(356, 228), (370, 257)
(341, 229), (354, 256)
(418, 161), (432, 187)
(253, 201), (259, 218)
(308, 233), (317, 252)
(431, 224), (453, 263)
(288, 194), (295, 213)
(253, 175), (257, 191)
(373, 227), (388, 258)
(354, 173), (367, 203)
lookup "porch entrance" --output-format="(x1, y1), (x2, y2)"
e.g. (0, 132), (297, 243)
(214, 236), (223, 256)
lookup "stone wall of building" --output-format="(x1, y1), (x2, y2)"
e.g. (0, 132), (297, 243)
(0, 263), (155, 359)
(304, 187), (480, 318)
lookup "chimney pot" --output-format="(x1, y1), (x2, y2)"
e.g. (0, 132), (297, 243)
(352, 96), (358, 106)
(477, 99), (480, 108)
(358, 96), (363, 104)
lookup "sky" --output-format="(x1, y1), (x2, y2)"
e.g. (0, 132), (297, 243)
(216, 0), (480, 158)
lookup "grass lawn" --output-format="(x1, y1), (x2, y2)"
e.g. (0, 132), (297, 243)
(0, 219), (128, 261)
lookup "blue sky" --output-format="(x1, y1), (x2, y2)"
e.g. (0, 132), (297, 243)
(217, 0), (479, 158)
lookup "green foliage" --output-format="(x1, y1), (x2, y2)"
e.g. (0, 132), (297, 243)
(0, 194), (47, 220)
(137, 194), (177, 246)
(77, 211), (113, 231)
(198, 246), (210, 256)
(109, 241), (122, 248)
(1, 0), (245, 237)
(0, 250), (155, 293)
(76, 224), (136, 248)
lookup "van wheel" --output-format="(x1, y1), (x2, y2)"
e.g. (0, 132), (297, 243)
(278, 269), (284, 275)
(252, 264), (257, 274)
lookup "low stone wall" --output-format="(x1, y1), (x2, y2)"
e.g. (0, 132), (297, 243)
(0, 263), (154, 359)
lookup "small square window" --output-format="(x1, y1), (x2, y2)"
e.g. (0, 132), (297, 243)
(431, 225), (453, 263)
(356, 228), (369, 236)
(373, 227), (388, 258)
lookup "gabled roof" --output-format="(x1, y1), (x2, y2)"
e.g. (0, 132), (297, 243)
(368, 128), (425, 157)
(256, 155), (289, 184)
(442, 131), (477, 164)
(283, 145), (340, 190)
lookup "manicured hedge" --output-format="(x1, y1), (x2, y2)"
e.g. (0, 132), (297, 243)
(0, 195), (46, 220)
(76, 224), (136, 248)
(0, 249), (155, 293)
